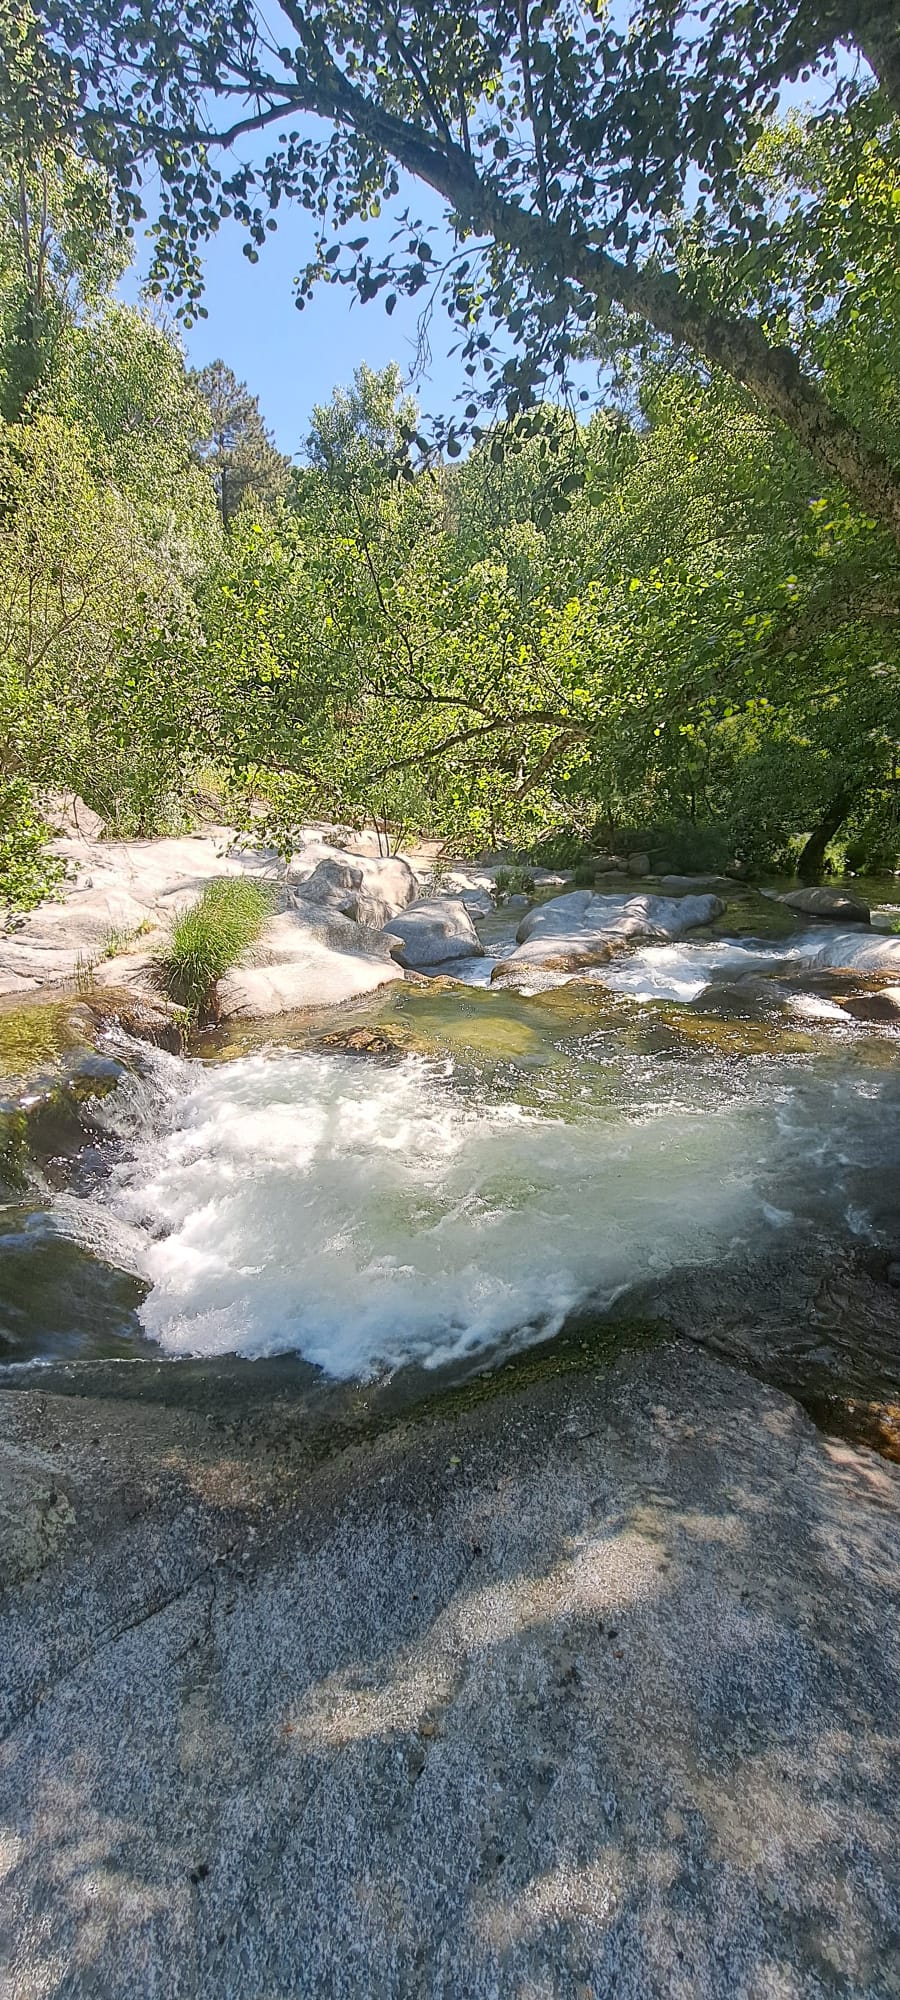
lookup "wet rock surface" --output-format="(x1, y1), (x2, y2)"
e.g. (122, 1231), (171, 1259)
(493, 890), (725, 982)
(382, 896), (485, 968)
(0, 1345), (898, 1999)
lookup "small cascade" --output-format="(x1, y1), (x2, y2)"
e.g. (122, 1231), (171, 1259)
(41, 1026), (900, 1378)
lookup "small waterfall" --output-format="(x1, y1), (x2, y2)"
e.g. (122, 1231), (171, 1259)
(45, 1031), (899, 1378)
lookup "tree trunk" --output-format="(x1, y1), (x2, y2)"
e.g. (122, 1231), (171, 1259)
(848, 2), (900, 114)
(797, 788), (858, 881)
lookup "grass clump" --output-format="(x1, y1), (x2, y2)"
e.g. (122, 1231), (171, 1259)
(494, 864), (536, 900)
(161, 877), (275, 1014)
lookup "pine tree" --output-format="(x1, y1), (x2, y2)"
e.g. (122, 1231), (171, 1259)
(191, 360), (290, 527)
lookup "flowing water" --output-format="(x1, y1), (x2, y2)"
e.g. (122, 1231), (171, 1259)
(2, 889), (899, 1445)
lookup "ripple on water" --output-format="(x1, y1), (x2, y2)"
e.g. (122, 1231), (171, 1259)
(39, 1016), (900, 1381)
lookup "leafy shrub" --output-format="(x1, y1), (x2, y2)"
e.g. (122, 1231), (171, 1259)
(160, 877), (275, 1013)
(0, 780), (62, 912)
(494, 864), (536, 898)
(644, 822), (731, 873)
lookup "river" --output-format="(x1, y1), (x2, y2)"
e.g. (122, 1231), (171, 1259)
(2, 879), (899, 1448)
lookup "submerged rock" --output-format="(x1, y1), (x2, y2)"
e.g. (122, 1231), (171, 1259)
(780, 886), (870, 923)
(381, 898), (485, 968)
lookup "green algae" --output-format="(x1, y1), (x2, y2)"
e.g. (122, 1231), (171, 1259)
(0, 999), (93, 1087)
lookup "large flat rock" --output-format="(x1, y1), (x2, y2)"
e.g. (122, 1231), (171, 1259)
(0, 1345), (898, 1998)
(495, 890), (725, 980)
(0, 832), (282, 997)
(217, 910), (403, 1017)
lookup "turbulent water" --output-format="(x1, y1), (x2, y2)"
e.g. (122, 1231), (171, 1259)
(4, 895), (897, 1382)
(45, 1001), (899, 1378)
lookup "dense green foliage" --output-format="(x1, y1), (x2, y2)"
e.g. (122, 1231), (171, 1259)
(195, 360), (900, 872)
(0, 11), (896, 906)
(160, 877), (275, 1013)
(24, 0), (900, 546)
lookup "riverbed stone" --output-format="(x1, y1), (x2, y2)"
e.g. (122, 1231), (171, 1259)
(44, 791), (106, 842)
(291, 853), (419, 921)
(216, 908), (403, 1017)
(0, 1344), (898, 1998)
(435, 867), (498, 914)
(495, 890), (725, 980)
(659, 872), (732, 892)
(627, 850), (652, 875)
(807, 931), (900, 974)
(779, 886), (871, 922)
(381, 897), (485, 968)
(0, 831), (282, 996)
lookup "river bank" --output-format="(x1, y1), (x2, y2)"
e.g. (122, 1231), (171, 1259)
(2, 1339), (899, 1998)
(2, 826), (900, 1995)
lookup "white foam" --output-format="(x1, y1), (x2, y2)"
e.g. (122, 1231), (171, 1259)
(597, 926), (900, 1003)
(81, 1047), (785, 1376)
(598, 938), (800, 1002)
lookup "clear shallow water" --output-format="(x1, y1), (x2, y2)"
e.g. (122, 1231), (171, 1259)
(5, 883), (898, 1382)
(46, 1004), (900, 1378)
(447, 911), (900, 998)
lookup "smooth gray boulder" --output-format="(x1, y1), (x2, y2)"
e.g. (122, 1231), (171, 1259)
(438, 867), (498, 915)
(216, 908), (403, 1017)
(291, 853), (418, 924)
(805, 929), (900, 974)
(382, 897), (485, 968)
(0, 1345), (898, 1999)
(659, 872), (731, 892)
(43, 790), (106, 841)
(496, 890), (725, 979)
(780, 886), (870, 923)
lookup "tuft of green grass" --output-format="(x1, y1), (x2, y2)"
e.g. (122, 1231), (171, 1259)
(102, 917), (156, 958)
(494, 865), (536, 900)
(160, 878), (275, 1014)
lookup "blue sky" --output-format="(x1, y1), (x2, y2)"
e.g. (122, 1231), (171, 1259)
(122, 175), (462, 460)
(119, 63), (832, 463)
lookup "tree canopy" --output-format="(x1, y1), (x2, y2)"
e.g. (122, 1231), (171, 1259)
(16, 0), (899, 544)
(0, 3), (897, 907)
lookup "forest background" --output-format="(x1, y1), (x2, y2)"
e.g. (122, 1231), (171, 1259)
(0, 0), (898, 909)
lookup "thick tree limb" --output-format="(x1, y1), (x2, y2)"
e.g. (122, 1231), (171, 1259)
(252, 38), (900, 549)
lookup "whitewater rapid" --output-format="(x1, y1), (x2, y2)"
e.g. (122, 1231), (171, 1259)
(52, 1032), (898, 1378)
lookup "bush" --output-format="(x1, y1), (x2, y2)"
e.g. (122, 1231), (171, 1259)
(494, 864), (536, 898)
(644, 822), (731, 873)
(0, 780), (62, 912)
(160, 877), (275, 1013)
